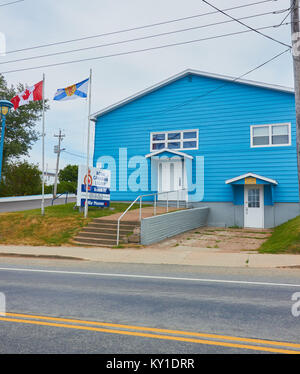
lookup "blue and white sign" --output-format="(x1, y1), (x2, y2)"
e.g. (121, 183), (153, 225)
(77, 165), (111, 208)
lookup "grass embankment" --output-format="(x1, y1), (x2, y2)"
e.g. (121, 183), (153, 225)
(0, 203), (140, 246)
(259, 215), (300, 254)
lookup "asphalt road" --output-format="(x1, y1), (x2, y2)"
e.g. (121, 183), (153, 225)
(0, 257), (299, 354)
(0, 197), (76, 213)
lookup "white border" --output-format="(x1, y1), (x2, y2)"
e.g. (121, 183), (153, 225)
(225, 172), (277, 185)
(145, 148), (193, 160)
(244, 184), (264, 228)
(150, 129), (199, 152)
(250, 123), (291, 148)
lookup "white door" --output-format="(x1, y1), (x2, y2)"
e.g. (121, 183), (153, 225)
(244, 185), (264, 228)
(158, 161), (185, 200)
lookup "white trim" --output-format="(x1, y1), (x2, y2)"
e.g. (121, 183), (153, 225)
(244, 184), (264, 228)
(145, 149), (193, 160)
(91, 69), (293, 120)
(250, 123), (291, 148)
(225, 172), (277, 185)
(150, 129), (198, 152)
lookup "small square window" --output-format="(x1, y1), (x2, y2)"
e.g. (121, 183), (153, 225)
(168, 133), (180, 140)
(153, 133), (165, 141)
(167, 142), (180, 149)
(183, 141), (197, 149)
(183, 131), (197, 139)
(152, 143), (165, 150)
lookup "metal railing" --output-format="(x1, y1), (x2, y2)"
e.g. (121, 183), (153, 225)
(116, 188), (187, 245)
(51, 191), (69, 206)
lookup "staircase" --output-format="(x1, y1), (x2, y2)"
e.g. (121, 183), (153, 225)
(73, 219), (140, 247)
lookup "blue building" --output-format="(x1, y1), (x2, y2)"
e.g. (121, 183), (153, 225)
(91, 69), (299, 229)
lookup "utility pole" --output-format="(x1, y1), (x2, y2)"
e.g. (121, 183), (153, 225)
(53, 129), (65, 198)
(291, 0), (300, 195)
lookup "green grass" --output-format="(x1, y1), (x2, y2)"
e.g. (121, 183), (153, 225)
(259, 215), (300, 254)
(0, 202), (146, 247)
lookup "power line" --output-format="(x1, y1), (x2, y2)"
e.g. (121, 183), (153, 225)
(63, 150), (86, 159)
(103, 48), (291, 123)
(275, 0), (296, 26)
(0, 22), (290, 75)
(5, 0), (277, 55)
(0, 9), (289, 67)
(0, 0), (24, 7)
(202, 0), (291, 48)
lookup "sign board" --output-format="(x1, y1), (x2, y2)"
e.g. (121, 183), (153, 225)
(245, 177), (256, 185)
(77, 165), (111, 208)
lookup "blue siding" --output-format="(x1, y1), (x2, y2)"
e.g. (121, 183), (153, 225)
(93, 73), (298, 203)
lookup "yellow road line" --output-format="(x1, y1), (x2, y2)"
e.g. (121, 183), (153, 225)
(5, 312), (300, 350)
(0, 316), (299, 354)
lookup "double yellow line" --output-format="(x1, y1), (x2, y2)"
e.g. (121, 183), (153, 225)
(1, 312), (300, 354)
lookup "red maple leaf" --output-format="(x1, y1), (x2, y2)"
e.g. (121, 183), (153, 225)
(22, 89), (31, 101)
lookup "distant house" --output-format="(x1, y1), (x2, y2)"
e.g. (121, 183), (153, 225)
(91, 69), (298, 229)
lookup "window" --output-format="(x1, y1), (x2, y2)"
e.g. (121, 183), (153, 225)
(151, 129), (198, 151)
(251, 123), (291, 147)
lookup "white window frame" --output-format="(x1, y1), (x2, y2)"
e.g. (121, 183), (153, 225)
(150, 129), (199, 152)
(250, 123), (291, 148)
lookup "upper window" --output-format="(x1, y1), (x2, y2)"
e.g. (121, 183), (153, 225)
(251, 123), (291, 147)
(151, 130), (198, 151)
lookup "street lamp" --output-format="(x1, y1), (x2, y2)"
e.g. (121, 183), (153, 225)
(0, 100), (13, 181)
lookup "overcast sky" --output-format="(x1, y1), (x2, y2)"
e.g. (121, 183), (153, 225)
(0, 0), (293, 173)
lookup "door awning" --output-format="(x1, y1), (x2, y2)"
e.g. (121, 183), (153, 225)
(145, 149), (193, 160)
(225, 173), (278, 185)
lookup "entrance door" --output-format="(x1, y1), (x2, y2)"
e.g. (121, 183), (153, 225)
(244, 185), (264, 228)
(158, 160), (185, 200)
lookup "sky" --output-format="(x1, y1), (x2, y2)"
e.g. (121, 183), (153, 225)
(0, 0), (294, 175)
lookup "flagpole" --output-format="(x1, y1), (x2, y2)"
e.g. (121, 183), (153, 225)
(84, 69), (92, 219)
(41, 73), (46, 216)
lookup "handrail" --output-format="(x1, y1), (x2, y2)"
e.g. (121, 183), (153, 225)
(116, 188), (187, 245)
(51, 191), (69, 206)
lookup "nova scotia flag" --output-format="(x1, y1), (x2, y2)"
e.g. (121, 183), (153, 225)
(54, 78), (89, 101)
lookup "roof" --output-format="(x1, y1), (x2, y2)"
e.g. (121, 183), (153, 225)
(225, 173), (278, 185)
(145, 149), (193, 160)
(91, 68), (294, 120)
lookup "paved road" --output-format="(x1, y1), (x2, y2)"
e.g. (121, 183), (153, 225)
(0, 257), (299, 354)
(0, 197), (76, 213)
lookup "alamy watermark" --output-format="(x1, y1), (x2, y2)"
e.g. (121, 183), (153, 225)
(291, 292), (300, 317)
(95, 148), (205, 201)
(0, 32), (6, 56)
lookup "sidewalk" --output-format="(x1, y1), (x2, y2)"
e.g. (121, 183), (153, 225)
(0, 244), (299, 268)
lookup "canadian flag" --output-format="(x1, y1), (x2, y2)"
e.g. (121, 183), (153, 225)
(11, 80), (43, 110)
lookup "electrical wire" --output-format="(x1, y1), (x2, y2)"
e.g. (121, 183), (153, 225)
(96, 47), (291, 122)
(0, 22), (291, 75)
(0, 0), (24, 7)
(275, 0), (296, 27)
(5, 0), (278, 55)
(0, 9), (289, 67)
(202, 0), (291, 48)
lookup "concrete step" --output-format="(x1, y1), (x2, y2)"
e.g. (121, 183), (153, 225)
(87, 222), (139, 230)
(73, 219), (140, 246)
(93, 219), (140, 225)
(81, 227), (132, 235)
(77, 232), (127, 240)
(73, 236), (119, 246)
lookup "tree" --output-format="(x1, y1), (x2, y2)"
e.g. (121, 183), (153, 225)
(0, 161), (42, 197)
(0, 74), (49, 170)
(58, 164), (78, 184)
(58, 164), (78, 193)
